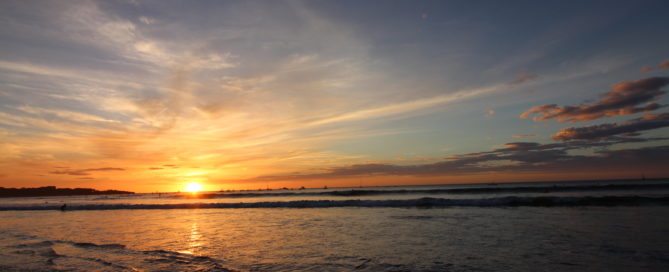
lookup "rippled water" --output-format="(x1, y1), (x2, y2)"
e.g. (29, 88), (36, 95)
(1, 180), (669, 271)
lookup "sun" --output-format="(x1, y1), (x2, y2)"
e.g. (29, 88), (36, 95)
(184, 182), (204, 193)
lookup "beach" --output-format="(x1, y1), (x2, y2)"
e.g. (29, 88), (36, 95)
(1, 180), (669, 271)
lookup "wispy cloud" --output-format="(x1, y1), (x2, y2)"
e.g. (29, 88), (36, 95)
(49, 167), (125, 176)
(309, 84), (507, 126)
(512, 134), (539, 138)
(509, 72), (538, 85)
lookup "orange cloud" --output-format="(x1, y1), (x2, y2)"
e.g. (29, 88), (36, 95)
(521, 77), (669, 123)
(659, 59), (669, 70)
(552, 112), (669, 141)
(512, 134), (538, 138)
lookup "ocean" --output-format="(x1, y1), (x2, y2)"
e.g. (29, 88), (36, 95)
(1, 179), (669, 271)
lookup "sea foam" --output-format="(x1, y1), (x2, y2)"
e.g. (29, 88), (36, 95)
(1, 195), (668, 210)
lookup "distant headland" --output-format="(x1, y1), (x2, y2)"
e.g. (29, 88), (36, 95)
(0, 186), (134, 198)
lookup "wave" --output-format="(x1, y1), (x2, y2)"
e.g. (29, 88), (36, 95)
(3, 233), (241, 272)
(182, 182), (669, 199)
(2, 196), (668, 210)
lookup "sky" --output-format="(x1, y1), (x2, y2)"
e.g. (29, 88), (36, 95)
(1, 0), (669, 192)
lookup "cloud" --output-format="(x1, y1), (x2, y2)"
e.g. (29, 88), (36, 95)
(48, 170), (89, 176)
(309, 84), (507, 126)
(552, 112), (669, 141)
(509, 72), (538, 85)
(249, 137), (668, 181)
(660, 59), (669, 70)
(49, 167), (125, 176)
(138, 16), (154, 25)
(13, 105), (119, 126)
(640, 66), (652, 73)
(85, 167), (125, 171)
(512, 134), (539, 138)
(521, 77), (669, 123)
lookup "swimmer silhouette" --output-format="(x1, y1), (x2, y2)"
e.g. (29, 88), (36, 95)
(60, 204), (66, 211)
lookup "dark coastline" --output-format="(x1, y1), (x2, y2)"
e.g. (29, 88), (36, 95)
(0, 186), (134, 198)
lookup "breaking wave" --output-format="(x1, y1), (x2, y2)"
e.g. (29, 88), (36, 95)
(181, 182), (669, 199)
(2, 196), (668, 211)
(2, 233), (241, 272)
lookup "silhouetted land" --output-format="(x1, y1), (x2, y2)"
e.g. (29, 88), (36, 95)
(0, 186), (134, 198)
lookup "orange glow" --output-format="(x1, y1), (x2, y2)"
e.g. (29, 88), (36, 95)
(184, 182), (204, 193)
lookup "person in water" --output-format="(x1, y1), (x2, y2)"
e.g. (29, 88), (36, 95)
(60, 204), (66, 211)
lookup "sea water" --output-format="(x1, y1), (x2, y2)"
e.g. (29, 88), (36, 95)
(1, 179), (669, 271)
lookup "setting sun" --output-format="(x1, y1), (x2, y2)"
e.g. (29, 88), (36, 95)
(184, 182), (204, 193)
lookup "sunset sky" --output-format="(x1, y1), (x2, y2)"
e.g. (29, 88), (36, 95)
(1, 0), (669, 192)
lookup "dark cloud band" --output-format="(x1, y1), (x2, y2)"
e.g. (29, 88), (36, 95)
(49, 167), (125, 176)
(552, 112), (669, 141)
(249, 138), (668, 181)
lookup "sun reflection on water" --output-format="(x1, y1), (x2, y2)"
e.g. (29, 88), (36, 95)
(177, 222), (202, 255)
